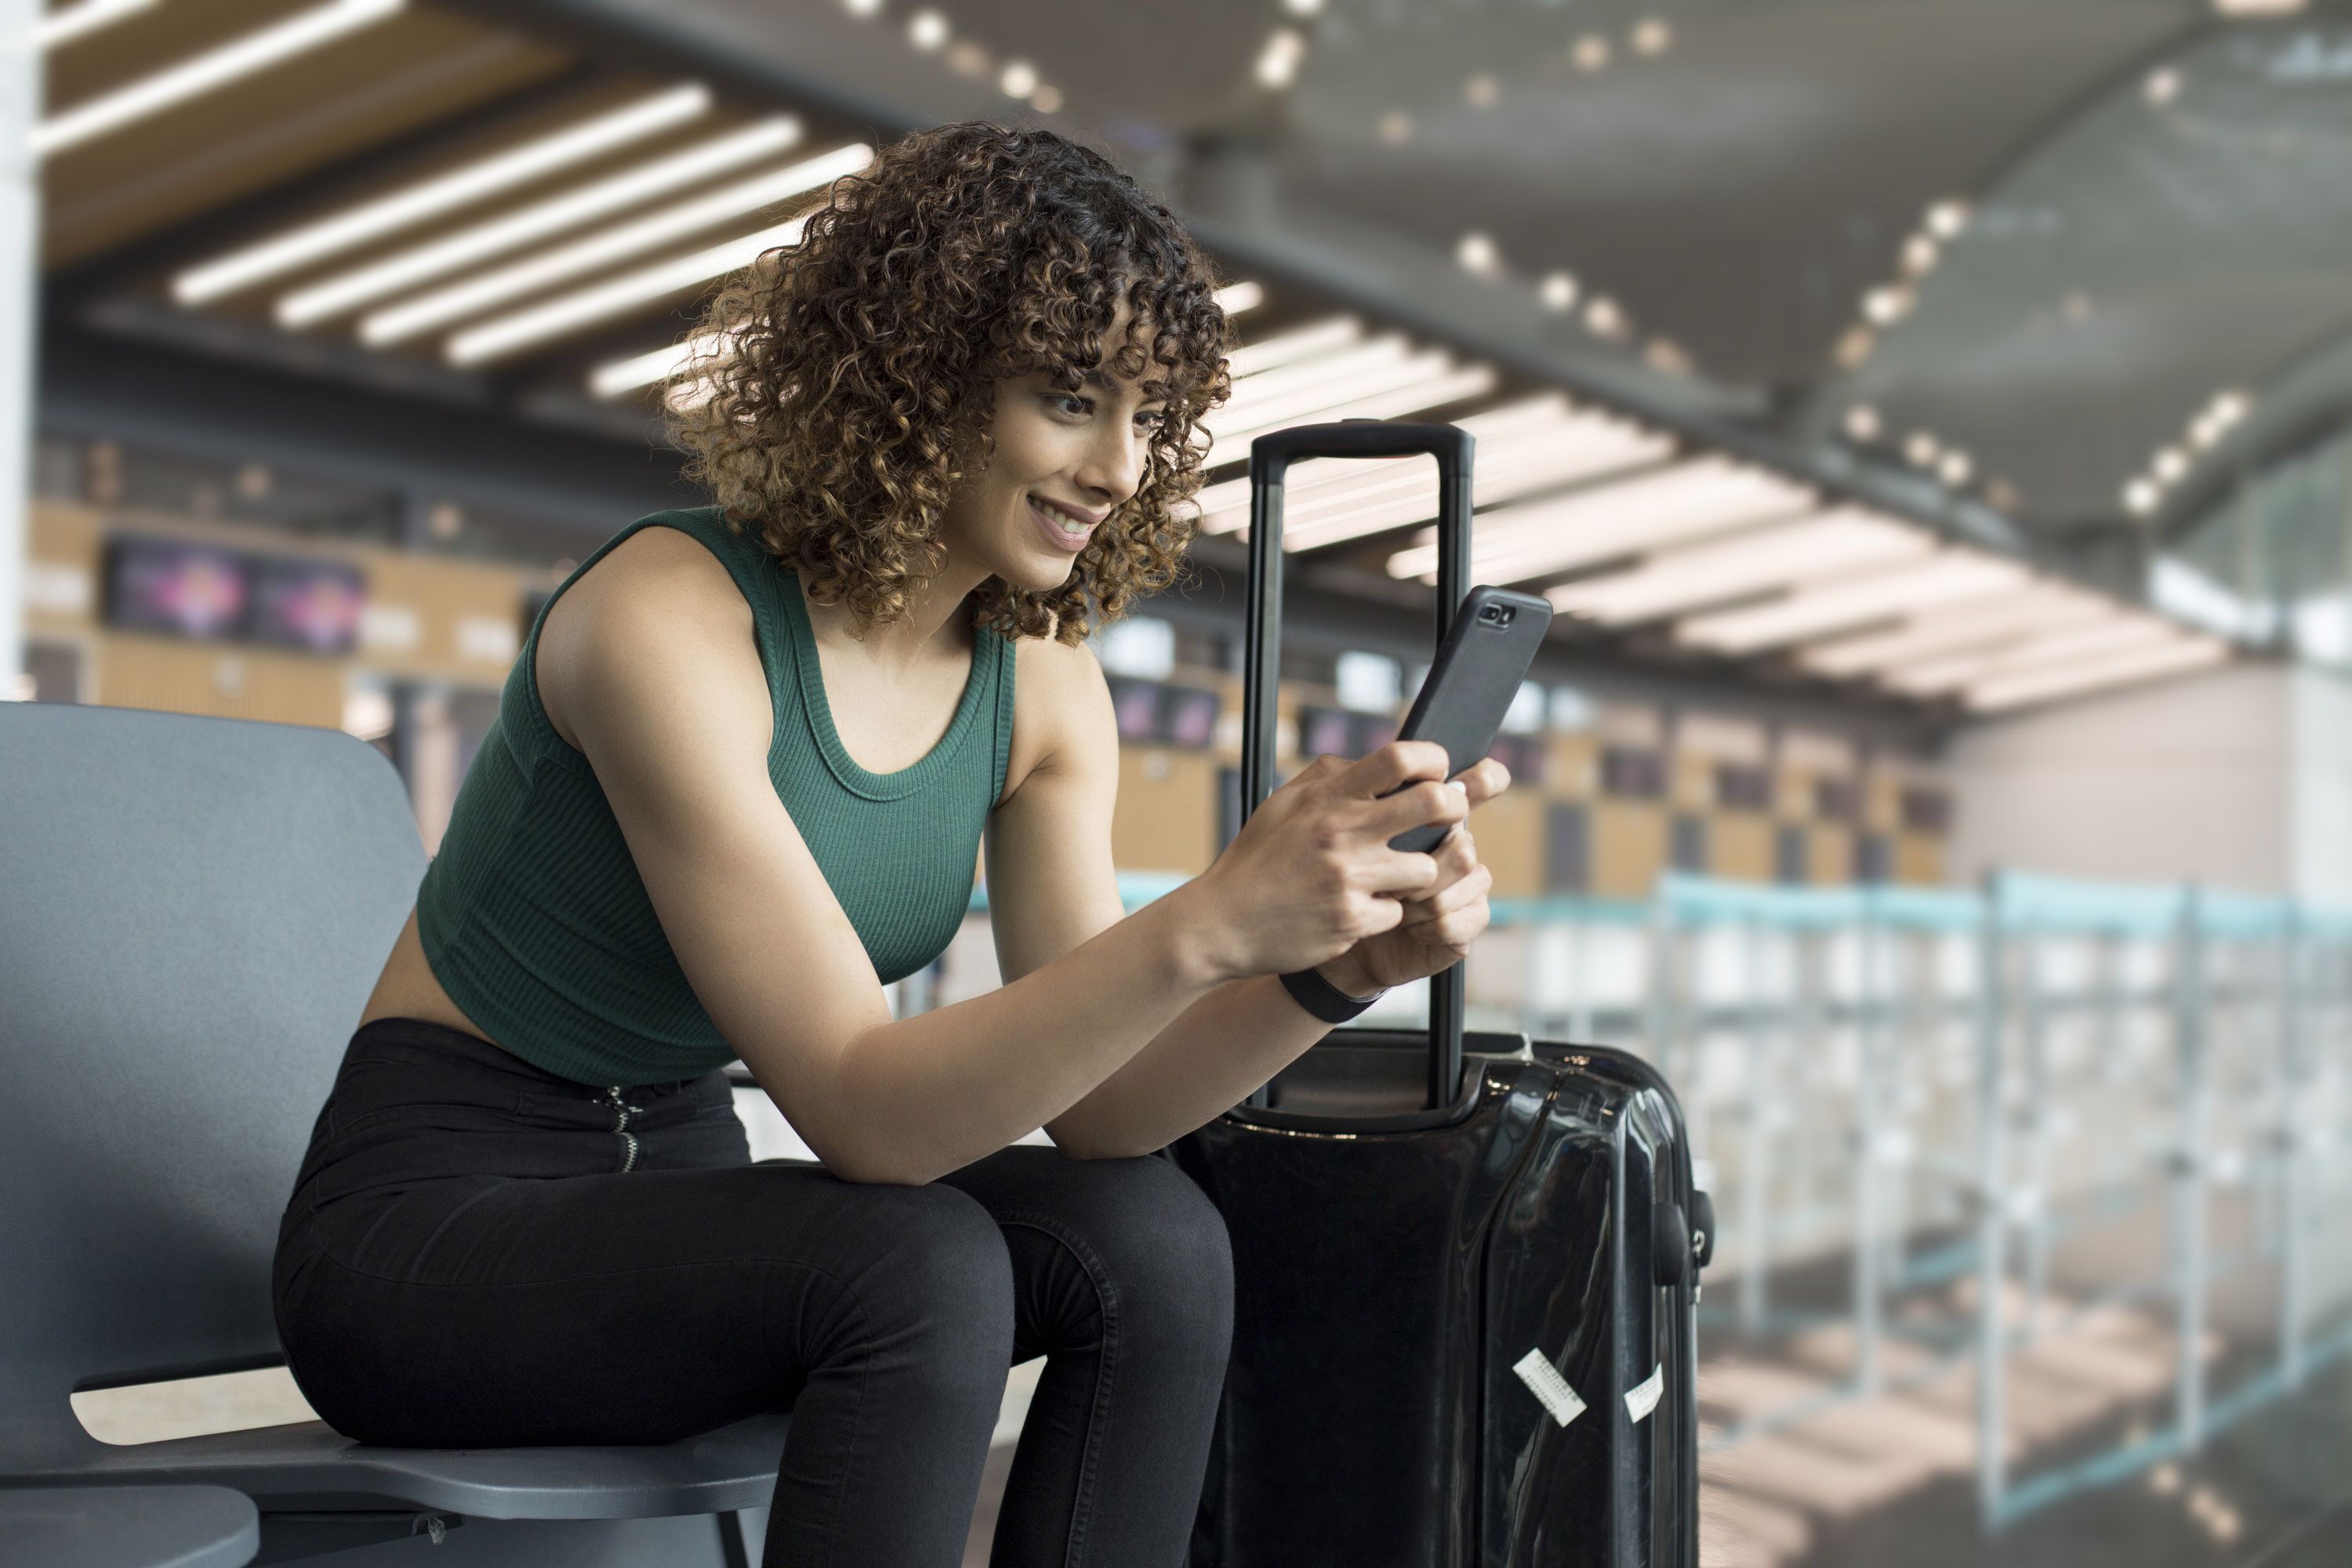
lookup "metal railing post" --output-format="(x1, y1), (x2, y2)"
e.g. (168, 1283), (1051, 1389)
(2020, 927), (2051, 1340)
(1854, 905), (1886, 1397)
(2172, 885), (2210, 1455)
(1648, 893), (1678, 1076)
(2280, 910), (2307, 1391)
(1975, 873), (2009, 1529)
(1740, 916), (1772, 1340)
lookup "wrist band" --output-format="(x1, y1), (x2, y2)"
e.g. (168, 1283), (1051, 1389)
(1279, 966), (1385, 1025)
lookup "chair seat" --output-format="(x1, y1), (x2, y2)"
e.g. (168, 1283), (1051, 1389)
(13, 1413), (789, 1520)
(0, 1484), (258, 1568)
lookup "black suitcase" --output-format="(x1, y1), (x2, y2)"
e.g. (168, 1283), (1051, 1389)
(1177, 421), (1711, 1568)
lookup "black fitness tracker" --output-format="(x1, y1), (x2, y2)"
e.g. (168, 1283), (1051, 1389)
(1278, 966), (1385, 1025)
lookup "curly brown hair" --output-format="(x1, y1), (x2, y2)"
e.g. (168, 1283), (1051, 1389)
(670, 122), (1233, 644)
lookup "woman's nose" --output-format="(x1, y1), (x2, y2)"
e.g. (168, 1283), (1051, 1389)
(1077, 424), (1145, 505)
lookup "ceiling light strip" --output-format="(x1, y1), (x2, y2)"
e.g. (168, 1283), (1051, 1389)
(1550, 513), (1933, 626)
(38, 0), (160, 52)
(278, 117), (807, 327)
(1885, 615), (2173, 695)
(1798, 587), (2114, 678)
(1213, 336), (1416, 420)
(1278, 431), (1668, 550)
(1225, 317), (1359, 379)
(445, 215), (809, 366)
(1967, 638), (2227, 713)
(589, 328), (736, 397)
(1212, 367), (1497, 454)
(363, 142), (871, 346)
(1207, 351), (1469, 442)
(1387, 461), (1807, 583)
(39, 0), (406, 161)
(1195, 402), (1669, 539)
(1678, 554), (2026, 655)
(172, 83), (714, 304)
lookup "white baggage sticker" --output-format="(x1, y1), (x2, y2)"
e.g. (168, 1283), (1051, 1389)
(1624, 1363), (1664, 1423)
(1512, 1349), (1587, 1428)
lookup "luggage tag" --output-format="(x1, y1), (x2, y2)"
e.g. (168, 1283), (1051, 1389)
(1624, 1363), (1665, 1423)
(1511, 1348), (1587, 1428)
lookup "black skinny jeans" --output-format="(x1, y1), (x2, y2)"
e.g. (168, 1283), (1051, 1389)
(272, 1020), (1234, 1568)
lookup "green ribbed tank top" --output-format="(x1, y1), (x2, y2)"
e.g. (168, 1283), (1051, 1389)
(416, 506), (1016, 1086)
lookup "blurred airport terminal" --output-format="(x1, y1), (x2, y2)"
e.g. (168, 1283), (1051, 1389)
(8, 0), (2352, 1564)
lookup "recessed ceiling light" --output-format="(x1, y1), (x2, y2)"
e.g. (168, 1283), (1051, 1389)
(1256, 28), (1306, 89)
(1284, 0), (1326, 14)
(1843, 405), (1882, 441)
(1630, 18), (1671, 55)
(2123, 480), (2158, 516)
(1538, 271), (1577, 311)
(1937, 451), (1973, 487)
(2153, 447), (2188, 484)
(1378, 111), (1412, 144)
(2144, 67), (2181, 106)
(843, 0), (883, 16)
(1571, 34), (1610, 71)
(907, 9), (948, 49)
(2213, 0), (2305, 14)
(1904, 432), (1940, 466)
(1456, 231), (1501, 278)
(1926, 200), (1971, 239)
(1583, 297), (1625, 338)
(1901, 236), (1937, 276)
(1465, 73), (1500, 107)
(1833, 327), (1875, 368)
(1863, 286), (1912, 326)
(1031, 85), (1063, 113)
(1000, 60), (1037, 96)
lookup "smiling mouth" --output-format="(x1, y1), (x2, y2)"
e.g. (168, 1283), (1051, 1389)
(1032, 496), (1095, 541)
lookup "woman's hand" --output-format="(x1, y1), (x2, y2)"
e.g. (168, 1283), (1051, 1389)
(1318, 755), (1508, 997)
(1181, 741), (1472, 983)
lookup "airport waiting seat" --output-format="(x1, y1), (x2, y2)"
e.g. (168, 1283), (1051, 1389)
(0, 704), (788, 1556)
(0, 1485), (257, 1568)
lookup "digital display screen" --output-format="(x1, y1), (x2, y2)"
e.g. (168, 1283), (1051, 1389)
(103, 535), (368, 653)
(105, 536), (248, 641)
(246, 554), (366, 654)
(1108, 678), (1223, 749)
(1296, 706), (1397, 762)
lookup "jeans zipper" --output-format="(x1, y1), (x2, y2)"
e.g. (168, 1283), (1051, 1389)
(604, 1086), (642, 1173)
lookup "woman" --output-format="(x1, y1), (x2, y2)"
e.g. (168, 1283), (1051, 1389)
(274, 123), (1504, 1567)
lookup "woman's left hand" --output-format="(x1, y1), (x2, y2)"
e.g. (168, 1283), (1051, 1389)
(1316, 757), (1509, 998)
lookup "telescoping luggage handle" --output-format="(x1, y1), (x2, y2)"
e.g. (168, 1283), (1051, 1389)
(1242, 421), (1476, 1112)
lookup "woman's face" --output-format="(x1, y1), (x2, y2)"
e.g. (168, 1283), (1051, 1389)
(940, 353), (1165, 596)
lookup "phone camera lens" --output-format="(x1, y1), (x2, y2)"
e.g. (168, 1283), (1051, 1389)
(1479, 604), (1515, 628)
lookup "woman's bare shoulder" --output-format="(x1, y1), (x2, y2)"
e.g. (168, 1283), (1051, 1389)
(539, 524), (759, 749)
(1001, 632), (1116, 800)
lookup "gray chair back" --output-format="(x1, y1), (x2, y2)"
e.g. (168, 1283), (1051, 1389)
(0, 703), (423, 1462)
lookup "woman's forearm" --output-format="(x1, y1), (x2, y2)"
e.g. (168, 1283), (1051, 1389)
(1045, 975), (1330, 1157)
(750, 888), (1233, 1183)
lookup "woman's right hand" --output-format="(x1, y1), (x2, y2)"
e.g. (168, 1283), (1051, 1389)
(1181, 741), (1468, 982)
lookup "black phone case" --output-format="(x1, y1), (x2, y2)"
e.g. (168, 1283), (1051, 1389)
(1387, 586), (1554, 853)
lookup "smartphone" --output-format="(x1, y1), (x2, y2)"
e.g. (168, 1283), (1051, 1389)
(1385, 586), (1555, 852)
